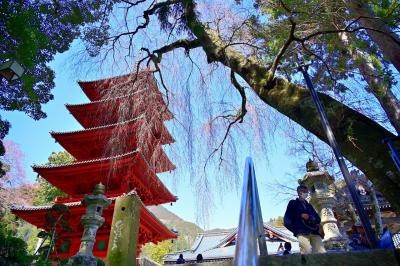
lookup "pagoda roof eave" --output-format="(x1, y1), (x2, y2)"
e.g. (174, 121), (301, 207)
(50, 119), (175, 172)
(32, 150), (138, 169)
(32, 151), (177, 205)
(65, 93), (173, 129)
(66, 89), (156, 107)
(65, 92), (173, 121)
(77, 72), (142, 87)
(77, 71), (166, 103)
(51, 116), (142, 136)
(50, 115), (175, 145)
(11, 194), (177, 243)
(11, 190), (139, 211)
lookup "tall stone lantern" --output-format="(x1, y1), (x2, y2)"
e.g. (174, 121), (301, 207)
(69, 183), (112, 266)
(299, 160), (347, 250)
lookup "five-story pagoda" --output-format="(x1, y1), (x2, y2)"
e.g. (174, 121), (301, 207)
(12, 71), (177, 260)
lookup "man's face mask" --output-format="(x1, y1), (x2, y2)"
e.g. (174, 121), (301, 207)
(299, 191), (309, 199)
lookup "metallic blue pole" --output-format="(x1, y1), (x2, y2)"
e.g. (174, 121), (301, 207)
(297, 62), (378, 248)
(234, 157), (267, 266)
(383, 137), (400, 172)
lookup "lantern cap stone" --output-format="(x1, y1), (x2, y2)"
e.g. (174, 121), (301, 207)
(93, 182), (105, 195)
(306, 159), (319, 172)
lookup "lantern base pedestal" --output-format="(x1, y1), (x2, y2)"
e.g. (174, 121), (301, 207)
(323, 237), (348, 251)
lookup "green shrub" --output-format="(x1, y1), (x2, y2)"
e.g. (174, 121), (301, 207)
(0, 230), (33, 265)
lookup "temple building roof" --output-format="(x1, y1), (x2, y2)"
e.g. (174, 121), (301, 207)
(163, 224), (299, 264)
(66, 92), (173, 129)
(33, 151), (177, 205)
(11, 194), (176, 258)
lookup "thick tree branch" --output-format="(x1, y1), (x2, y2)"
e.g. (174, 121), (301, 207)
(121, 0), (147, 7)
(230, 71), (247, 124)
(135, 38), (201, 72)
(152, 39), (202, 58)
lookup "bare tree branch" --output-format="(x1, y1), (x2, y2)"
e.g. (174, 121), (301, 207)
(121, 0), (147, 7)
(270, 17), (296, 77)
(109, 0), (181, 44)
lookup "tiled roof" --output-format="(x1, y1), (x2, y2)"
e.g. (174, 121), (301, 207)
(65, 89), (148, 108)
(77, 71), (161, 102)
(11, 190), (139, 211)
(11, 190), (177, 242)
(77, 71), (151, 85)
(263, 223), (298, 242)
(50, 116), (144, 135)
(32, 150), (138, 169)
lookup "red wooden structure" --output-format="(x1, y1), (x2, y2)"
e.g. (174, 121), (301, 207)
(12, 71), (177, 259)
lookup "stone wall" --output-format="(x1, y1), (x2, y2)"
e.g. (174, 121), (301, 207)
(175, 249), (399, 266)
(138, 257), (161, 266)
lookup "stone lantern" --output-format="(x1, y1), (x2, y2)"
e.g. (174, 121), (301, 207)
(0, 60), (25, 81)
(69, 183), (111, 266)
(299, 159), (347, 250)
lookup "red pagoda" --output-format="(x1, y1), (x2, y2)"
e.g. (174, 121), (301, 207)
(12, 71), (177, 259)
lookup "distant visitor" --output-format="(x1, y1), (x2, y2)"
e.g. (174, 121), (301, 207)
(276, 242), (284, 255)
(176, 254), (185, 264)
(283, 242), (292, 255)
(196, 253), (203, 263)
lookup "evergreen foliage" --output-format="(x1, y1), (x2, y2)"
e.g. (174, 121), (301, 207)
(268, 216), (284, 227)
(34, 151), (74, 205)
(141, 240), (174, 264)
(0, 150), (74, 264)
(0, 225), (34, 266)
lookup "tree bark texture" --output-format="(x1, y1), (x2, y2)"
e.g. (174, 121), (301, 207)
(343, 0), (400, 73)
(181, 1), (400, 210)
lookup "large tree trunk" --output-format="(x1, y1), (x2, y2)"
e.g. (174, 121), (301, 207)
(182, 1), (400, 210)
(338, 31), (400, 133)
(343, 0), (400, 73)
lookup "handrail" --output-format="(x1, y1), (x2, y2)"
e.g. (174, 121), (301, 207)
(234, 157), (267, 266)
(383, 137), (400, 172)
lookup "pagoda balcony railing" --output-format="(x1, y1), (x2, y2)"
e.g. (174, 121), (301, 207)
(234, 157), (267, 266)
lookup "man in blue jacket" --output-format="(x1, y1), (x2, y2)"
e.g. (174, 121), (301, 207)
(284, 185), (326, 254)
